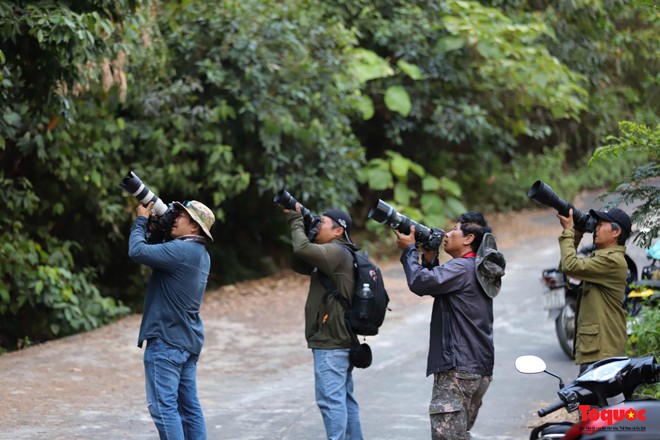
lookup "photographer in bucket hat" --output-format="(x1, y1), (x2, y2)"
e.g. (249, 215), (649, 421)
(557, 207), (631, 374)
(129, 199), (215, 439)
(394, 211), (503, 440)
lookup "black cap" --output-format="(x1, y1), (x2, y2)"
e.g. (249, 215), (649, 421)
(323, 209), (354, 244)
(589, 208), (632, 236)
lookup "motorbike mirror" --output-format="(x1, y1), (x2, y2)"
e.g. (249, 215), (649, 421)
(515, 355), (547, 374)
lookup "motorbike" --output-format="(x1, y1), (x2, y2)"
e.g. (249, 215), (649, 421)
(515, 354), (660, 439)
(540, 245), (643, 360)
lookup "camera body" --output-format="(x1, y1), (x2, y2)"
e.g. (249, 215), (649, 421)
(368, 199), (445, 251)
(273, 189), (322, 241)
(527, 180), (596, 233)
(119, 171), (178, 244)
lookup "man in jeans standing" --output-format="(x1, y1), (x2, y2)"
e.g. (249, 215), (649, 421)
(129, 199), (215, 439)
(284, 204), (363, 440)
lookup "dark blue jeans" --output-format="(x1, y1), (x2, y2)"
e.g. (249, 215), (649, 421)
(144, 338), (206, 440)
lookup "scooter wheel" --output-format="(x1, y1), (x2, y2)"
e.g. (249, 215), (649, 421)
(555, 297), (576, 360)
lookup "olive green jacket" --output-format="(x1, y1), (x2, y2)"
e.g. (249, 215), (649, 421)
(287, 211), (354, 349)
(558, 228), (627, 365)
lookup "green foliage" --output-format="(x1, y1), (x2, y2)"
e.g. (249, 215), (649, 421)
(338, 0), (595, 208)
(538, 0), (659, 156)
(627, 305), (660, 399)
(482, 143), (647, 213)
(159, 0), (365, 209)
(590, 122), (659, 248)
(360, 151), (466, 231)
(483, 144), (580, 212)
(0, 0), (138, 349)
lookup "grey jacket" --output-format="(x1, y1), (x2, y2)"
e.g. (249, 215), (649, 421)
(401, 245), (494, 376)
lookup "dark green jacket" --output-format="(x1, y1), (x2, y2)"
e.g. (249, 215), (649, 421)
(558, 228), (627, 365)
(287, 211), (354, 349)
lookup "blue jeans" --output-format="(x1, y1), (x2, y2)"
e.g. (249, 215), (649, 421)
(313, 348), (363, 440)
(144, 338), (206, 440)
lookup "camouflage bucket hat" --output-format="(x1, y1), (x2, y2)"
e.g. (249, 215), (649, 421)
(475, 233), (506, 299)
(173, 200), (215, 241)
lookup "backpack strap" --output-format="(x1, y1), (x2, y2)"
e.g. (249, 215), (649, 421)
(316, 254), (359, 345)
(317, 242), (356, 311)
(318, 271), (350, 311)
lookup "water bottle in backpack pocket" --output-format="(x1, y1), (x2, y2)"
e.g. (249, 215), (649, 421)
(357, 283), (374, 320)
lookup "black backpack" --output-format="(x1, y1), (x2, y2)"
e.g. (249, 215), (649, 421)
(320, 245), (390, 336)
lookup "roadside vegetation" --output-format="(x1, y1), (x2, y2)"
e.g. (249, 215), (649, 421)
(1, 0), (657, 351)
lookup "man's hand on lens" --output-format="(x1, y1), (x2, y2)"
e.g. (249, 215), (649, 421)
(283, 203), (302, 215)
(557, 208), (575, 230)
(137, 201), (154, 219)
(394, 225), (416, 250)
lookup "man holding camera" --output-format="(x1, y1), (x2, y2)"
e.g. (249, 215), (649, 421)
(557, 208), (631, 373)
(129, 199), (215, 440)
(283, 204), (363, 440)
(394, 212), (502, 440)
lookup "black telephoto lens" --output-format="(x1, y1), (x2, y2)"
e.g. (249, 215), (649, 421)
(274, 189), (321, 241)
(273, 189), (313, 219)
(273, 190), (296, 211)
(527, 180), (595, 232)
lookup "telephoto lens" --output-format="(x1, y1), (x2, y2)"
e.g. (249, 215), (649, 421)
(119, 171), (178, 243)
(368, 199), (442, 249)
(119, 171), (168, 216)
(527, 180), (596, 233)
(274, 189), (321, 241)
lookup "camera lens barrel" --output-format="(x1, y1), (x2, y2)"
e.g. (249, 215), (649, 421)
(119, 171), (168, 216)
(368, 199), (400, 227)
(273, 190), (296, 211)
(527, 180), (574, 217)
(368, 199), (432, 244)
(527, 180), (595, 232)
(273, 189), (314, 219)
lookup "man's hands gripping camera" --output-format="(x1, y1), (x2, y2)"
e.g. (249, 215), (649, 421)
(394, 225), (445, 264)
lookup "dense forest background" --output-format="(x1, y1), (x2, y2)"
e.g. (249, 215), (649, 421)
(1, 0), (657, 351)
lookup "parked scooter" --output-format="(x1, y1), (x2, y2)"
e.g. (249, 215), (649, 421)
(540, 246), (639, 359)
(515, 355), (660, 439)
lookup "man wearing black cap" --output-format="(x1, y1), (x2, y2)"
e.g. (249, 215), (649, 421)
(557, 207), (632, 373)
(283, 204), (363, 440)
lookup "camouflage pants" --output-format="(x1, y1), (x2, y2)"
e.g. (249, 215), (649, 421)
(429, 370), (492, 440)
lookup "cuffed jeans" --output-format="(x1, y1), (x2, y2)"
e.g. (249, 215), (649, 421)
(312, 348), (363, 440)
(144, 338), (206, 440)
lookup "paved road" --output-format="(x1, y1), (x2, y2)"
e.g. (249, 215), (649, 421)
(0, 197), (650, 439)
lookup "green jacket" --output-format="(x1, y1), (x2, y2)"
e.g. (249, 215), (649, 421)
(287, 211), (354, 349)
(558, 228), (627, 365)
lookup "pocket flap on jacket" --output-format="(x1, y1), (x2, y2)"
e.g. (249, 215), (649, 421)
(579, 323), (599, 335)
